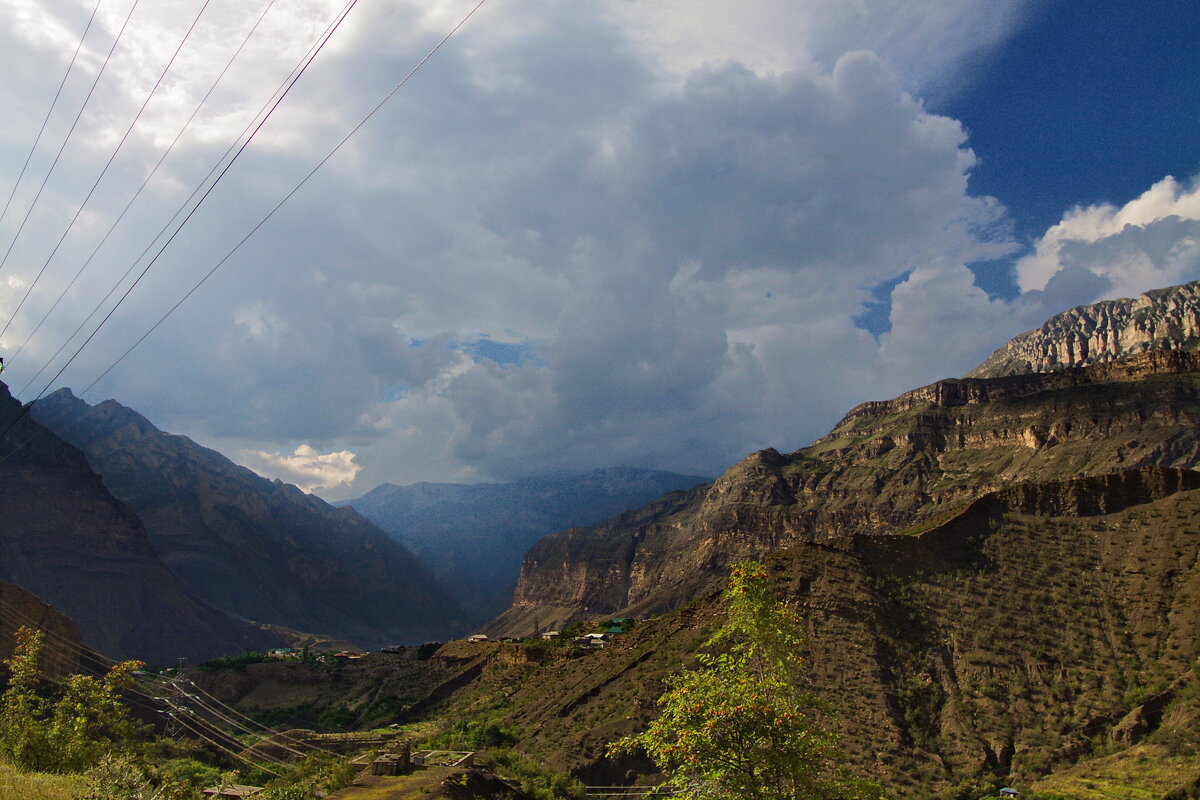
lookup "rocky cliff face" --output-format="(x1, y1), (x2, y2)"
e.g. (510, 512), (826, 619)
(495, 349), (1200, 631)
(32, 390), (465, 648)
(966, 279), (1200, 378)
(447, 467), (1200, 798)
(343, 468), (708, 623)
(0, 382), (283, 663)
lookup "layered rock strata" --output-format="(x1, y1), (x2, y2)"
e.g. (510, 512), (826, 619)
(495, 350), (1200, 630)
(967, 279), (1200, 378)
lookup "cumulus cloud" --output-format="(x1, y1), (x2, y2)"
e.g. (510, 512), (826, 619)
(0, 0), (1024, 496)
(1015, 176), (1200, 297)
(10, 0), (1196, 504)
(602, 0), (1029, 95)
(877, 174), (1200, 385)
(239, 443), (361, 493)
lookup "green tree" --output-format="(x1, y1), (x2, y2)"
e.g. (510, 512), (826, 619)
(610, 563), (887, 800)
(0, 626), (49, 768)
(0, 625), (144, 773)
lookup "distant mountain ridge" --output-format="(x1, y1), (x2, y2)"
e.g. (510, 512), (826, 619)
(967, 279), (1200, 378)
(341, 467), (709, 622)
(33, 389), (466, 648)
(0, 382), (283, 663)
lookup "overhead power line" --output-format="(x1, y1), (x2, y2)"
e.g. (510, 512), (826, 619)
(11, 0), (344, 397)
(0, 0), (104, 229)
(0, 0), (143, 279)
(6, 0), (282, 368)
(0, 0), (215, 342)
(85, 0), (492, 395)
(0, 0), (359, 446)
(12, 0), (359, 404)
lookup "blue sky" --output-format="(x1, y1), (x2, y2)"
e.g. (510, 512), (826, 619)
(943, 0), (1199, 252)
(0, 0), (1196, 498)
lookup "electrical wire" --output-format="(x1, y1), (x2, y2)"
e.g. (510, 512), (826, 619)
(81, 0), (491, 397)
(11, 0), (349, 398)
(0, 600), (337, 761)
(179, 679), (341, 756)
(0, 0), (142, 279)
(0, 0), (104, 228)
(6, 0), (282, 368)
(0, 0), (359, 445)
(167, 711), (284, 776)
(0, 0), (215, 341)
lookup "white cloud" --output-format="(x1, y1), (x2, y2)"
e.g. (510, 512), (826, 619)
(238, 443), (361, 492)
(1016, 176), (1200, 296)
(874, 174), (1200, 387)
(601, 0), (1029, 95)
(234, 301), (285, 340)
(12, 0), (1194, 505)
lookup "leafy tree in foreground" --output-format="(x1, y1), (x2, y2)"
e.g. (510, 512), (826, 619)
(610, 563), (888, 800)
(0, 626), (144, 773)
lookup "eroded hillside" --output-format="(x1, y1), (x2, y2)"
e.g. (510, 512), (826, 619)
(495, 350), (1200, 630)
(415, 468), (1200, 798)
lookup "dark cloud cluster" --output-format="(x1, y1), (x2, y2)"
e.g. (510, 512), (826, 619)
(2, 1), (1197, 497)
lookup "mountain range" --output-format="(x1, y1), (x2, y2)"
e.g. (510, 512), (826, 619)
(340, 468), (709, 622)
(5, 279), (1200, 798)
(490, 281), (1200, 635)
(425, 280), (1200, 798)
(30, 389), (467, 651)
(0, 382), (282, 663)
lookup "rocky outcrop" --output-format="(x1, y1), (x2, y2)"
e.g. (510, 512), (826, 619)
(342, 468), (708, 624)
(0, 382), (284, 663)
(498, 349), (1200, 628)
(32, 390), (465, 648)
(966, 280), (1200, 378)
(465, 468), (1200, 798)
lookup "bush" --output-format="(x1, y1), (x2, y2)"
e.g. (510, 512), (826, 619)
(0, 627), (143, 773)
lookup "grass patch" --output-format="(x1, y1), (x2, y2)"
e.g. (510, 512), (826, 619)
(0, 761), (83, 800)
(1031, 743), (1200, 800)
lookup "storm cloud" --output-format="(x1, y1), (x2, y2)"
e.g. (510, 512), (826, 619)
(1, 0), (1196, 498)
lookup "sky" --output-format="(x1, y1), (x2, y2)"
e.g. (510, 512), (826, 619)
(0, 0), (1196, 500)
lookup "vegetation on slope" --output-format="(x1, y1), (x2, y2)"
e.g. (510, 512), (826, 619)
(611, 562), (887, 800)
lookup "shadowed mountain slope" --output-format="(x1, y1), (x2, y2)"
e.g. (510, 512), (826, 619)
(0, 580), (96, 679)
(32, 389), (465, 648)
(0, 383), (283, 663)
